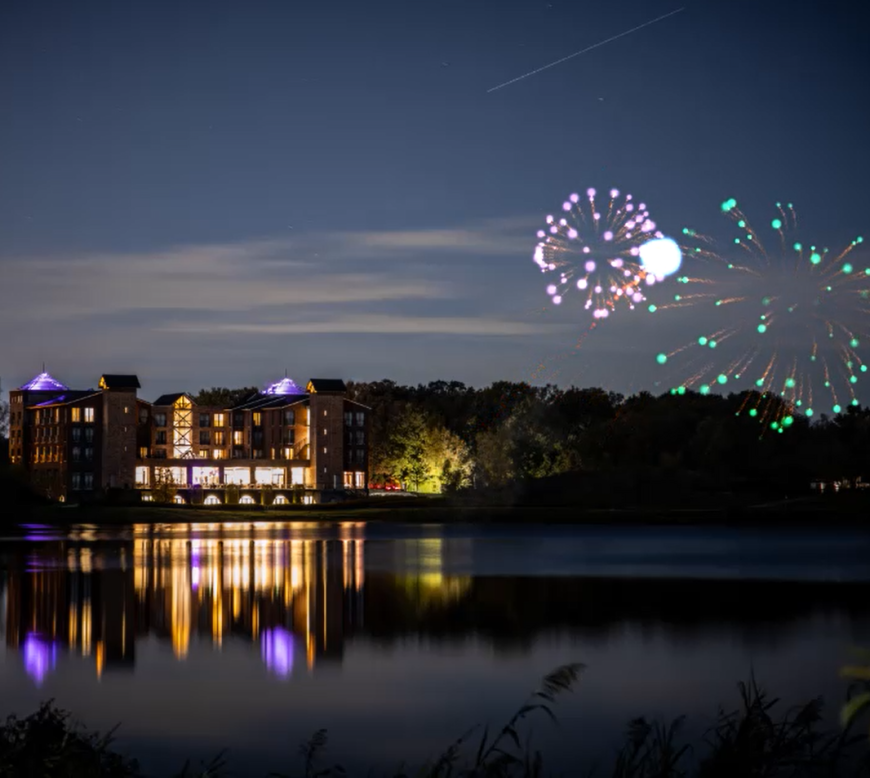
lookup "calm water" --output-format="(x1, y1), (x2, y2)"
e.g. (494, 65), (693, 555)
(1, 521), (869, 776)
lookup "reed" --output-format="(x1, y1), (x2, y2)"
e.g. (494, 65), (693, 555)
(2, 666), (868, 777)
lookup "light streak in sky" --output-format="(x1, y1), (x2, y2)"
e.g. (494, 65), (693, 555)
(487, 7), (685, 93)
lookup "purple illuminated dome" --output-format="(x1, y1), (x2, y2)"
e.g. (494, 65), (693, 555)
(19, 372), (69, 392)
(23, 633), (58, 686)
(264, 376), (303, 395)
(261, 627), (294, 678)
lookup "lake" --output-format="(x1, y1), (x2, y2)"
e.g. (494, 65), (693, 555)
(1, 521), (869, 775)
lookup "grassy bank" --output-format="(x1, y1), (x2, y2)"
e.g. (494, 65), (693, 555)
(2, 668), (869, 777)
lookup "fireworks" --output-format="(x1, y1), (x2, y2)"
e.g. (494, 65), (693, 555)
(650, 198), (868, 428)
(534, 188), (668, 319)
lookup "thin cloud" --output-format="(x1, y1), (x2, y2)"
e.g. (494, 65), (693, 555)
(161, 314), (565, 336)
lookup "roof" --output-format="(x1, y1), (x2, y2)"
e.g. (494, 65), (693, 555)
(231, 394), (309, 411)
(344, 398), (372, 410)
(18, 372), (69, 392)
(29, 391), (101, 408)
(99, 374), (141, 389)
(152, 392), (195, 407)
(306, 379), (346, 393)
(263, 376), (304, 396)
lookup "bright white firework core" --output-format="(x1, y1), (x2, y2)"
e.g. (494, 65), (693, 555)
(639, 237), (682, 278)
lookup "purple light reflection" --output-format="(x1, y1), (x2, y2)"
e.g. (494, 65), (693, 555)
(261, 627), (294, 678)
(18, 372), (69, 391)
(263, 377), (304, 396)
(23, 633), (58, 686)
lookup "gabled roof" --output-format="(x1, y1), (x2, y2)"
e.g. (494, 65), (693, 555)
(306, 379), (346, 394)
(344, 398), (372, 410)
(19, 372), (69, 392)
(99, 374), (141, 389)
(152, 392), (195, 407)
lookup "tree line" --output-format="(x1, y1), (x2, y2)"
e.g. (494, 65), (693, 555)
(3, 383), (869, 499)
(345, 380), (870, 498)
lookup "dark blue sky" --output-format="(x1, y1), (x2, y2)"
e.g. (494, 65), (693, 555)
(1, 0), (868, 399)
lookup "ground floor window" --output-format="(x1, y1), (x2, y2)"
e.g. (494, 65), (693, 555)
(274, 494), (288, 505)
(192, 466), (220, 486)
(239, 495), (255, 505)
(173, 495), (185, 505)
(204, 494), (221, 505)
(255, 467), (285, 486)
(354, 471), (366, 488)
(135, 466), (150, 487)
(224, 467), (249, 486)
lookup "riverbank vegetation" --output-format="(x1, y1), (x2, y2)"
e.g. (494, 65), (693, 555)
(2, 667), (869, 777)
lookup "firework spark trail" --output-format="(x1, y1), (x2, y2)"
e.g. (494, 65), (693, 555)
(487, 8), (685, 93)
(652, 198), (868, 428)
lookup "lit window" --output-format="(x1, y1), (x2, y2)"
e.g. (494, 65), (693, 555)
(71, 408), (81, 423)
(284, 447), (292, 459)
(214, 430), (225, 445)
(224, 467), (249, 485)
(239, 495), (255, 505)
(274, 495), (288, 505)
(355, 472), (365, 488)
(204, 495), (221, 505)
(233, 430), (243, 446)
(322, 428), (327, 436)
(138, 447), (149, 459)
(214, 413), (225, 427)
(323, 410), (327, 416)
(253, 412), (262, 426)
(135, 467), (150, 486)
(323, 447), (327, 454)
(344, 472), (354, 487)
(198, 450), (209, 458)
(124, 406), (129, 414)
(212, 450), (225, 460)
(84, 408), (95, 423)
(174, 495), (185, 505)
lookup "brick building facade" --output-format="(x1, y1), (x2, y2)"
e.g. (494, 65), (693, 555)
(8, 371), (369, 504)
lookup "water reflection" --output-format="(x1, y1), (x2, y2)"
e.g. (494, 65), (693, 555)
(3, 526), (480, 686)
(3, 524), (870, 690)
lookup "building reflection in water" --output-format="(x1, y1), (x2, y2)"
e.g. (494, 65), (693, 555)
(3, 523), (376, 685)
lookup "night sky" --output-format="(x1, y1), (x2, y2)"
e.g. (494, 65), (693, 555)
(1, 0), (868, 400)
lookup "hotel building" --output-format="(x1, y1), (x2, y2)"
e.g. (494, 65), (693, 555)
(7, 371), (369, 504)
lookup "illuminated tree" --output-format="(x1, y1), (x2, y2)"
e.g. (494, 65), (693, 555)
(151, 470), (177, 504)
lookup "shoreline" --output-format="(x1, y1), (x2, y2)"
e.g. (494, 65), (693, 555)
(4, 495), (870, 529)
